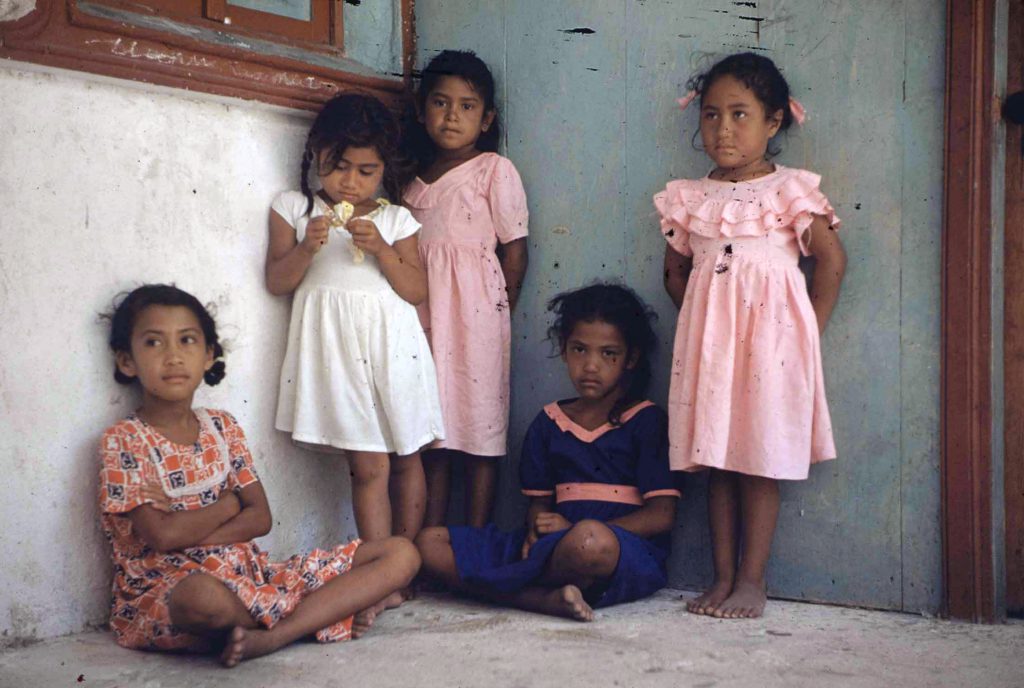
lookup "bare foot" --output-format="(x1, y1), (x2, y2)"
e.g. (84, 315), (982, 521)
(553, 585), (594, 621)
(686, 580), (733, 616)
(352, 608), (377, 639)
(382, 589), (405, 610)
(712, 580), (766, 619)
(219, 626), (281, 667)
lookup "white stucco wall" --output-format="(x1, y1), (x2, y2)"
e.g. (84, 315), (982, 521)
(0, 62), (363, 644)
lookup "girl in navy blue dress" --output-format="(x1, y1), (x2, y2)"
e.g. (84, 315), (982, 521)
(416, 283), (680, 620)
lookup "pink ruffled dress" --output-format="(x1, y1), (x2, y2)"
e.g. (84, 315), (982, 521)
(404, 153), (529, 456)
(653, 166), (838, 479)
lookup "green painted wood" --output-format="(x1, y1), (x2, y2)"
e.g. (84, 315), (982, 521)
(416, 0), (944, 612)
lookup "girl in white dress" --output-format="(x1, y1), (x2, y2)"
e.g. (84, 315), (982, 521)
(265, 93), (445, 552)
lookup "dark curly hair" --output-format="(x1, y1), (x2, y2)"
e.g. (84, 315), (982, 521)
(402, 50), (501, 174)
(546, 283), (658, 425)
(301, 92), (412, 215)
(106, 284), (225, 386)
(688, 52), (794, 155)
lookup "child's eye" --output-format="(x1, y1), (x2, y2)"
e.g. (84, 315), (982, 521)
(462, 103), (475, 111)
(432, 98), (446, 107)
(572, 345), (585, 354)
(182, 335), (197, 345)
(144, 338), (161, 347)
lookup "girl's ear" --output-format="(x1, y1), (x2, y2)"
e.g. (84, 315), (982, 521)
(481, 109), (497, 132)
(115, 351), (137, 380)
(626, 348), (640, 371)
(767, 108), (784, 137)
(204, 346), (215, 372)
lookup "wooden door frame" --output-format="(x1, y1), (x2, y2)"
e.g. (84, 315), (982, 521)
(941, 0), (1001, 622)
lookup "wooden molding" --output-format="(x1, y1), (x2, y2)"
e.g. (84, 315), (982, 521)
(942, 0), (998, 622)
(0, 0), (414, 111)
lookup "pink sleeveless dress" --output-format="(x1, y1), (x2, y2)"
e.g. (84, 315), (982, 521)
(404, 153), (529, 456)
(654, 166), (838, 479)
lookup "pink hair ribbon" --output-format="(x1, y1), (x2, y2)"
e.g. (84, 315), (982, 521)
(788, 96), (807, 125)
(677, 89), (808, 126)
(677, 90), (698, 111)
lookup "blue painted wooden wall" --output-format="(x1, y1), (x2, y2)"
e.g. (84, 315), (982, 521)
(415, 0), (945, 613)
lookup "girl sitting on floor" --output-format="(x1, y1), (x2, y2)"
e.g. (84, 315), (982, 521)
(98, 284), (419, 666)
(415, 283), (680, 620)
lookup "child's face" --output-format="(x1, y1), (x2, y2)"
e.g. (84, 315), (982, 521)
(421, 76), (495, 155)
(116, 305), (213, 404)
(699, 74), (783, 173)
(318, 146), (385, 206)
(563, 319), (636, 402)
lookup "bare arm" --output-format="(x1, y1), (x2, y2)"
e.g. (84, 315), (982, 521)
(128, 491), (241, 552)
(607, 496), (677, 539)
(663, 244), (692, 309)
(348, 219), (427, 305)
(804, 215), (847, 334)
(198, 482), (273, 546)
(497, 238), (529, 311)
(265, 209), (329, 296)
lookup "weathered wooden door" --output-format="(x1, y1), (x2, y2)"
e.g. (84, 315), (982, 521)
(415, 0), (946, 613)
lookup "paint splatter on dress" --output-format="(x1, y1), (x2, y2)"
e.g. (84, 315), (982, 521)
(98, 408), (359, 650)
(654, 165), (839, 479)
(404, 153), (529, 456)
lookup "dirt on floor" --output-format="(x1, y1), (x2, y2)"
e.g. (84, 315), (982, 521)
(1, 590), (1021, 688)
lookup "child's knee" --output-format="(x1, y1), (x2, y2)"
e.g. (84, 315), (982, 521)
(168, 574), (241, 629)
(564, 520), (619, 571)
(383, 535), (421, 582)
(348, 455), (389, 486)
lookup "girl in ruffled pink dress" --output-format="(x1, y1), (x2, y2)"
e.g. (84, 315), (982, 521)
(404, 50), (530, 528)
(654, 53), (847, 619)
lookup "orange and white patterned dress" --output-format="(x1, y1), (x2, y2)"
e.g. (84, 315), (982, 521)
(98, 408), (360, 650)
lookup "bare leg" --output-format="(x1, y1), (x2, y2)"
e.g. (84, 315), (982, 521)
(714, 474), (779, 619)
(223, 538), (419, 665)
(167, 538), (418, 666)
(417, 520), (617, 621)
(390, 451), (426, 540)
(347, 451), (391, 541)
(688, 469), (739, 615)
(423, 449), (452, 528)
(415, 526), (462, 589)
(464, 454), (498, 528)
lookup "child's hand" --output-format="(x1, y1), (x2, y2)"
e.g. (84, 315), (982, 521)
(347, 218), (388, 257)
(141, 482), (173, 513)
(521, 528), (538, 559)
(534, 512), (572, 535)
(300, 216), (331, 254)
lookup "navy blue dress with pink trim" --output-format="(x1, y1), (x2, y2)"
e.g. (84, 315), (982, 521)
(448, 400), (681, 608)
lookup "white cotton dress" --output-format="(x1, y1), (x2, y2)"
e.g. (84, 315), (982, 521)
(272, 191), (445, 456)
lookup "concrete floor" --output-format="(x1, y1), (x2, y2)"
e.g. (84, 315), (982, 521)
(1, 590), (1021, 688)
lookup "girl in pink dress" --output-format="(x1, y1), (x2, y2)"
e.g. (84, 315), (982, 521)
(654, 53), (847, 619)
(404, 50), (530, 528)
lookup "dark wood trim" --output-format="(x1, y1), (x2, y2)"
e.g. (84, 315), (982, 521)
(1004, 0), (1024, 617)
(942, 0), (998, 622)
(0, 0), (411, 111)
